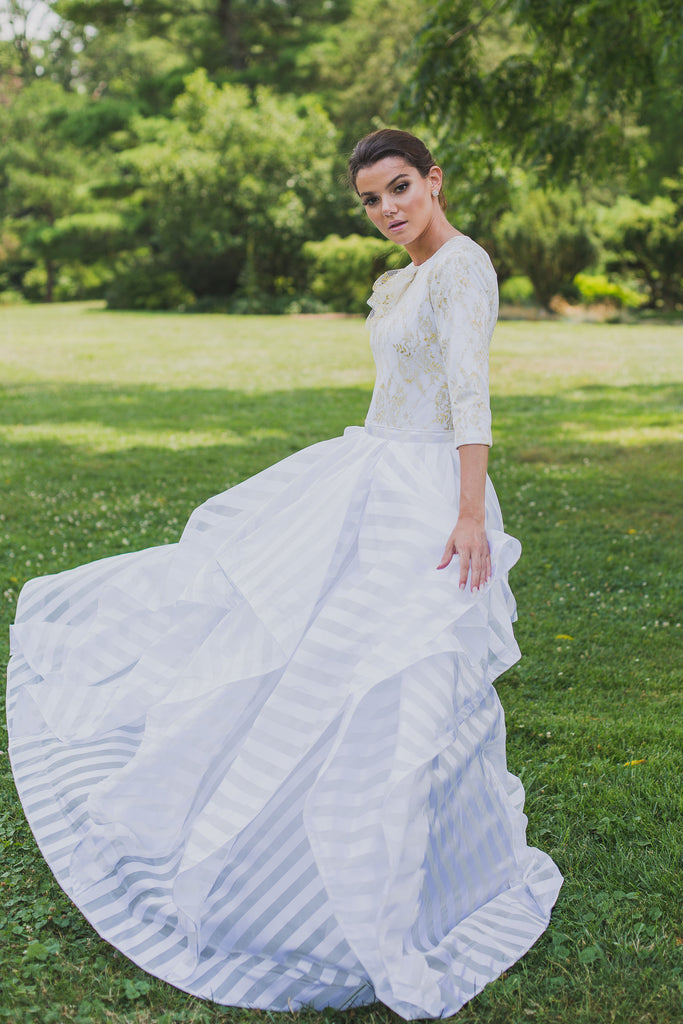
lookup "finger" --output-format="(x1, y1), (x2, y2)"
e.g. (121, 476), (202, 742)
(458, 548), (470, 589)
(436, 542), (454, 570)
(484, 543), (492, 583)
(470, 548), (489, 591)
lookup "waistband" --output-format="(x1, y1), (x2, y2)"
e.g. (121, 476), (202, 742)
(363, 423), (456, 444)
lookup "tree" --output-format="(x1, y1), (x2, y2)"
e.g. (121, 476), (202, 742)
(0, 0), (57, 80)
(497, 186), (597, 309)
(598, 181), (683, 309)
(54, 0), (352, 86)
(296, 0), (424, 152)
(0, 78), (133, 299)
(107, 70), (340, 307)
(401, 1), (683, 191)
(0, 81), (88, 299)
(304, 234), (407, 313)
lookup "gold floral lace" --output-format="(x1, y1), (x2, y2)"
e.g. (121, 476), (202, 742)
(365, 236), (496, 447)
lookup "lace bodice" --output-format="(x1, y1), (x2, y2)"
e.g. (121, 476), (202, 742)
(365, 235), (497, 446)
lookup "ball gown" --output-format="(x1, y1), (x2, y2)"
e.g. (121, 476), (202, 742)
(7, 235), (563, 1019)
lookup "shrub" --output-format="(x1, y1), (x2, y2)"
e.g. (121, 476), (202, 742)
(225, 291), (328, 315)
(105, 252), (195, 310)
(304, 234), (408, 313)
(499, 275), (535, 306)
(0, 289), (26, 306)
(21, 261), (115, 302)
(497, 187), (597, 310)
(574, 273), (646, 309)
(115, 71), (341, 305)
(596, 181), (683, 309)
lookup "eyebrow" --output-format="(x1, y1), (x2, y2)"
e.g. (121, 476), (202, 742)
(359, 173), (410, 196)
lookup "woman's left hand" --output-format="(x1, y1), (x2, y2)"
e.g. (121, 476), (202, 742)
(437, 515), (491, 591)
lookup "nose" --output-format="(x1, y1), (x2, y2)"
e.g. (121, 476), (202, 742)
(381, 193), (397, 217)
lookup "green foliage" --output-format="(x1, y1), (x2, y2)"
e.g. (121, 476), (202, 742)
(57, 98), (140, 146)
(24, 211), (132, 265)
(574, 273), (646, 310)
(56, 0), (352, 86)
(497, 187), (598, 309)
(596, 181), (683, 309)
(0, 79), (125, 301)
(401, 1), (683, 192)
(0, 288), (26, 305)
(0, 0), (679, 314)
(0, 222), (24, 298)
(0, 66), (342, 308)
(296, 0), (424, 152)
(499, 275), (535, 306)
(104, 251), (196, 310)
(0, 81), (90, 221)
(304, 233), (407, 313)
(110, 69), (339, 308)
(22, 261), (114, 302)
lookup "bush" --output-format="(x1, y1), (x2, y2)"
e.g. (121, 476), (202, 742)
(304, 234), (408, 313)
(574, 273), (646, 309)
(0, 289), (26, 306)
(115, 71), (341, 306)
(105, 253), (196, 310)
(499, 275), (535, 306)
(225, 291), (328, 315)
(596, 181), (683, 310)
(497, 187), (597, 310)
(21, 261), (115, 302)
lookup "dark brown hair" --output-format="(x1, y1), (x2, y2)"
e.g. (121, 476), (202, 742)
(348, 128), (447, 210)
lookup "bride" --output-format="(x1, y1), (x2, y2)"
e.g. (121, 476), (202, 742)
(7, 128), (562, 1019)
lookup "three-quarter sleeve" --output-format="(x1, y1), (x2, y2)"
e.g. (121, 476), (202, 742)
(427, 247), (497, 447)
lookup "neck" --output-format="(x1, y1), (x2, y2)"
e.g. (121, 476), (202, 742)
(405, 218), (463, 266)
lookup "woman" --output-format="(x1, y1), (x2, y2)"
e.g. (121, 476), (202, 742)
(7, 129), (562, 1019)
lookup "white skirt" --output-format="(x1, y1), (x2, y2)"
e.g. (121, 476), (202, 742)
(7, 424), (562, 1019)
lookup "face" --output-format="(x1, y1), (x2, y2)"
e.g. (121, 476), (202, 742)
(355, 156), (442, 247)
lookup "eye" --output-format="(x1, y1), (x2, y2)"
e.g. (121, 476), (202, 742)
(362, 196), (379, 207)
(394, 182), (409, 193)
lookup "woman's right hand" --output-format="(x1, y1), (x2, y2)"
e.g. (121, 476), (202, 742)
(437, 515), (491, 591)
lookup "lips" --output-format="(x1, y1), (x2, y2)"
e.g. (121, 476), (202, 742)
(388, 221), (407, 232)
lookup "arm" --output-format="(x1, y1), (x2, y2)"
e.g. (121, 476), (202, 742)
(429, 247), (497, 590)
(437, 443), (491, 590)
(429, 248), (495, 450)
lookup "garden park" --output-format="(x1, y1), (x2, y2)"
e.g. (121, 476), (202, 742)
(1, 3), (682, 1022)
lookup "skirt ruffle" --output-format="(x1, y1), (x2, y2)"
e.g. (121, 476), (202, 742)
(7, 425), (562, 1019)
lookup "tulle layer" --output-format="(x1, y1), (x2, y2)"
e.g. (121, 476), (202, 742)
(7, 426), (562, 1019)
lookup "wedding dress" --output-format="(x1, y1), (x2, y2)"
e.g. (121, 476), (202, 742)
(7, 235), (562, 1019)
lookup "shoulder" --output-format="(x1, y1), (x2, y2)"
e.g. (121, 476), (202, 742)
(425, 236), (498, 316)
(425, 237), (499, 337)
(428, 235), (496, 287)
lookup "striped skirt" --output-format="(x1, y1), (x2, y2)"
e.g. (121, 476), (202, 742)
(7, 424), (562, 1019)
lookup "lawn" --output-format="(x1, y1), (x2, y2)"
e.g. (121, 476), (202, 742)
(1, 303), (682, 1024)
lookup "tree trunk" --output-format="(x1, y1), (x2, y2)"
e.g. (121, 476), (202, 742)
(45, 260), (55, 303)
(244, 231), (258, 309)
(216, 0), (247, 70)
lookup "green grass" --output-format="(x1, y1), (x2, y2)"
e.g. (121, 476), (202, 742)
(1, 303), (682, 1024)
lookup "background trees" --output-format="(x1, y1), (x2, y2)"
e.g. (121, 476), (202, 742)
(0, 0), (680, 309)
(402, 0), (683, 189)
(0, 77), (130, 301)
(399, 0), (683, 309)
(106, 70), (341, 309)
(497, 187), (597, 311)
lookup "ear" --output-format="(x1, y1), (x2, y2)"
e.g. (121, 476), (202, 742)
(428, 165), (443, 193)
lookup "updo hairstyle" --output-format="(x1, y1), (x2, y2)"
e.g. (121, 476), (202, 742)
(348, 129), (448, 211)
